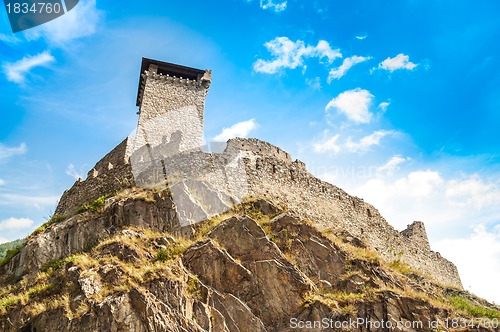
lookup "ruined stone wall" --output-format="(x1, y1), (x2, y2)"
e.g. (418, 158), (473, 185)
(229, 138), (293, 163)
(226, 138), (462, 288)
(55, 138), (135, 216)
(401, 221), (431, 252)
(55, 136), (462, 288)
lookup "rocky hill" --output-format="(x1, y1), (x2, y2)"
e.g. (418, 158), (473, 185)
(1, 58), (498, 331)
(1, 189), (499, 331)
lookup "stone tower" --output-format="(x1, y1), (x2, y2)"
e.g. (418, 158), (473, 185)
(134, 58), (212, 153)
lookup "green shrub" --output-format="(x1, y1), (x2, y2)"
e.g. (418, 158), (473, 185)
(186, 275), (202, 300)
(156, 249), (168, 262)
(31, 215), (68, 237)
(41, 256), (75, 273)
(0, 245), (24, 267)
(76, 195), (111, 214)
(449, 295), (500, 318)
(155, 242), (190, 262)
(388, 259), (412, 275)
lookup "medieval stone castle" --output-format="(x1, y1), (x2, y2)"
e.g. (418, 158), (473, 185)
(54, 58), (462, 289)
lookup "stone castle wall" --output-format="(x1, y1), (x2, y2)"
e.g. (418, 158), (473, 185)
(55, 136), (462, 289)
(55, 138), (134, 216)
(227, 138), (462, 288)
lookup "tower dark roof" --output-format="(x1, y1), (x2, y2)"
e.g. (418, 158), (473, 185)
(136, 57), (207, 107)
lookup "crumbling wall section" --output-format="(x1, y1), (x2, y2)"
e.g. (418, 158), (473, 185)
(226, 138), (463, 289)
(55, 138), (135, 216)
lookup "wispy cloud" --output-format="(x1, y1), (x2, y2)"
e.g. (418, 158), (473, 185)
(0, 217), (34, 231)
(328, 55), (371, 82)
(345, 130), (396, 153)
(3, 52), (55, 84)
(0, 143), (27, 160)
(23, 0), (101, 45)
(213, 119), (258, 142)
(313, 130), (396, 155)
(354, 171), (500, 229)
(378, 101), (390, 113)
(377, 155), (410, 175)
(355, 35), (367, 40)
(446, 175), (500, 210)
(313, 132), (341, 154)
(326, 88), (374, 124)
(66, 163), (84, 180)
(260, 0), (287, 12)
(254, 37), (341, 74)
(376, 53), (418, 72)
(305, 77), (321, 89)
(0, 179), (5, 186)
(0, 33), (21, 44)
(0, 193), (59, 210)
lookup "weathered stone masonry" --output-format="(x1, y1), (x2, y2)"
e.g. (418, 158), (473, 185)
(135, 58), (211, 151)
(55, 138), (134, 216)
(54, 58), (463, 289)
(231, 138), (462, 288)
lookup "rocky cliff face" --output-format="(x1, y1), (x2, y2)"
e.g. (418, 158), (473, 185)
(1, 191), (499, 331)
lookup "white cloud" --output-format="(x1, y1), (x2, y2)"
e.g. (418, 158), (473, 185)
(0, 217), (34, 231)
(0, 193), (59, 210)
(446, 175), (500, 210)
(66, 163), (84, 180)
(325, 88), (374, 124)
(315, 40), (341, 63)
(23, 0), (101, 45)
(0, 179), (5, 186)
(254, 37), (341, 74)
(305, 77), (321, 89)
(0, 237), (8, 244)
(377, 53), (418, 72)
(0, 143), (27, 160)
(393, 170), (444, 197)
(345, 130), (396, 153)
(213, 119), (258, 142)
(378, 102), (390, 113)
(332, 165), (500, 304)
(260, 0), (287, 12)
(353, 170), (500, 231)
(377, 155), (410, 175)
(435, 224), (500, 304)
(355, 35), (367, 40)
(0, 33), (21, 44)
(3, 52), (55, 84)
(313, 132), (341, 154)
(328, 55), (371, 82)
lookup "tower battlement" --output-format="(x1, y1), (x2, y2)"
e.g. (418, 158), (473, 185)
(134, 58), (211, 152)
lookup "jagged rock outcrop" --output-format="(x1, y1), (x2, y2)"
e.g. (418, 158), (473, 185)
(1, 194), (499, 331)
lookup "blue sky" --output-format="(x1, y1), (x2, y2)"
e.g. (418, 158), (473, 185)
(1, 0), (500, 302)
